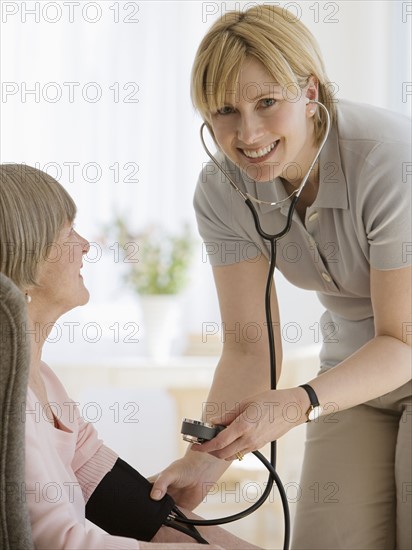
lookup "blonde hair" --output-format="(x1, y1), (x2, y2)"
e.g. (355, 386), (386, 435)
(191, 5), (336, 144)
(0, 164), (76, 289)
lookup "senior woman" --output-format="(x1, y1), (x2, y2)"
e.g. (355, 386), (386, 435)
(0, 163), (260, 549)
(150, 5), (412, 550)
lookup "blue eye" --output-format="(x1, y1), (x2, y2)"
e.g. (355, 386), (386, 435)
(261, 98), (276, 108)
(216, 106), (235, 115)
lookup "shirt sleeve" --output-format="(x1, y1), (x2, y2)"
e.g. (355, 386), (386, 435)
(42, 363), (120, 503)
(358, 140), (412, 270)
(72, 407), (119, 503)
(193, 159), (262, 266)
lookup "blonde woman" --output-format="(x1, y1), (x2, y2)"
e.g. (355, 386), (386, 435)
(0, 163), (260, 550)
(151, 6), (412, 549)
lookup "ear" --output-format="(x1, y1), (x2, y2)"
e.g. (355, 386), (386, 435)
(304, 76), (319, 103)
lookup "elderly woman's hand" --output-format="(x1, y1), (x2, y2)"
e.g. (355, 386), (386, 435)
(149, 451), (226, 511)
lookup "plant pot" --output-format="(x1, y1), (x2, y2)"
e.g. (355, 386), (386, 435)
(139, 294), (181, 362)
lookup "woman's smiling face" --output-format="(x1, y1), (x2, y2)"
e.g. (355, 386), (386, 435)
(210, 57), (318, 185)
(31, 221), (90, 317)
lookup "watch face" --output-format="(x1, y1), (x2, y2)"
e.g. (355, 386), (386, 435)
(308, 405), (322, 421)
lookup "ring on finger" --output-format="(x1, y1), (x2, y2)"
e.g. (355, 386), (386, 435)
(235, 451), (244, 461)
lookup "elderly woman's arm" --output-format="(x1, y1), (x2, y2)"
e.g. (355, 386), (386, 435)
(24, 396), (140, 549)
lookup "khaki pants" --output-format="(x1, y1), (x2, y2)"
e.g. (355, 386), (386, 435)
(292, 381), (412, 550)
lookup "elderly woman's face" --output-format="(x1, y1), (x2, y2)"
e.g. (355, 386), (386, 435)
(32, 221), (90, 316)
(209, 57), (317, 184)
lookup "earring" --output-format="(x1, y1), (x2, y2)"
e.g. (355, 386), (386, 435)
(25, 292), (32, 304)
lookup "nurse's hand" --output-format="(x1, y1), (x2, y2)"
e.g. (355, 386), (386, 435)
(149, 451), (228, 510)
(190, 388), (307, 461)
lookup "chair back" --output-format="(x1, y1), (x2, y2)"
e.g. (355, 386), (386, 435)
(0, 274), (34, 549)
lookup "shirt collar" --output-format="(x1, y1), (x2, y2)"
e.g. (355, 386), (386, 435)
(314, 121), (348, 211)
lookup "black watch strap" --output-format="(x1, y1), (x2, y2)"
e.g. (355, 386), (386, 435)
(299, 384), (322, 422)
(299, 384), (320, 407)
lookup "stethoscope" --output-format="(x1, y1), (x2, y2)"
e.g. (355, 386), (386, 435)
(174, 100), (331, 548)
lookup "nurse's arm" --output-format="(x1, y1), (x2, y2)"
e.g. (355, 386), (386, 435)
(206, 254), (283, 415)
(150, 254), (282, 508)
(305, 265), (412, 413)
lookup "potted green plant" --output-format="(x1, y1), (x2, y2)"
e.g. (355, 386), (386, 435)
(108, 217), (195, 360)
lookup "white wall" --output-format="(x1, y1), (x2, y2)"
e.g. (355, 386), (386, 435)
(1, 1), (410, 362)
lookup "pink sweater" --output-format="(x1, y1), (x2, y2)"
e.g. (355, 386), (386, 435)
(25, 363), (139, 549)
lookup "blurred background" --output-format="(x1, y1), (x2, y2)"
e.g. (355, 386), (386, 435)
(1, 0), (410, 358)
(1, 1), (411, 547)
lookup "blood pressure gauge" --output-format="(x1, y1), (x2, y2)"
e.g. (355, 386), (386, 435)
(181, 418), (225, 444)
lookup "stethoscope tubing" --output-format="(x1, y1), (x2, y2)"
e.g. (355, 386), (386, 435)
(175, 101), (331, 549)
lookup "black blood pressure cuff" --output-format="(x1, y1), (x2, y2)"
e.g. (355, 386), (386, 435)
(85, 458), (175, 541)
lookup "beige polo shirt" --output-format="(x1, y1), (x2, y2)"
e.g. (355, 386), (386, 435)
(194, 100), (412, 368)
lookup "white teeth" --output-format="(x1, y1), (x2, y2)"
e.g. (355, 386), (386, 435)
(243, 140), (278, 159)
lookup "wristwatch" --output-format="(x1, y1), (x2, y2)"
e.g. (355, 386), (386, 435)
(299, 384), (323, 422)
